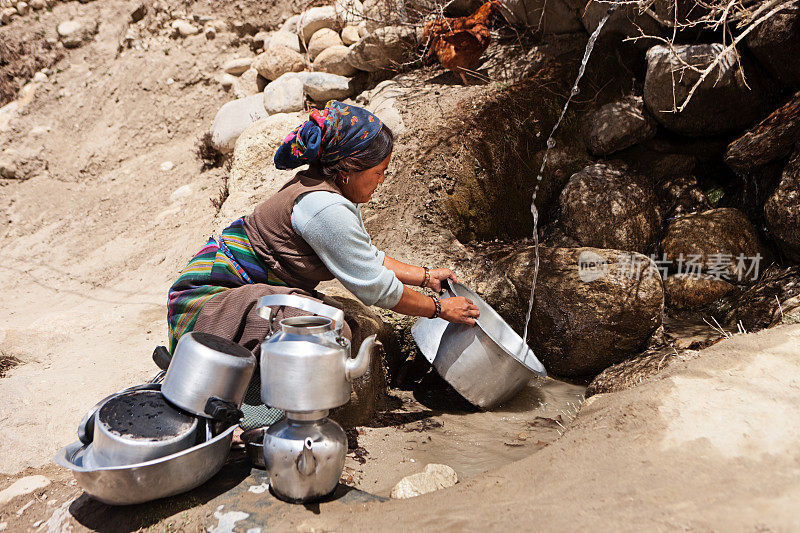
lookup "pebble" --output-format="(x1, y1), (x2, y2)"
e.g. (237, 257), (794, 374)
(32, 71), (47, 83)
(170, 184), (191, 202)
(390, 464), (457, 499)
(0, 476), (51, 506)
(222, 57), (253, 75)
(160, 161), (174, 171)
(0, 522), (6, 531)
(171, 19), (199, 37)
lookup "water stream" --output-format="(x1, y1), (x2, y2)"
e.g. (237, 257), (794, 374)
(521, 7), (619, 344)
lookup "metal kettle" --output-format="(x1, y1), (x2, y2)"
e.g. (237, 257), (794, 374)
(256, 295), (376, 412)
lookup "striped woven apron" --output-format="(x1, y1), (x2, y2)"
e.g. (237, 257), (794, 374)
(166, 218), (287, 353)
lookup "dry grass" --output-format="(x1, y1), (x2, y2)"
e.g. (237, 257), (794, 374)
(0, 354), (20, 378)
(195, 132), (224, 170)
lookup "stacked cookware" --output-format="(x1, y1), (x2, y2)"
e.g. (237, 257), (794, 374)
(256, 295), (377, 503)
(54, 332), (256, 505)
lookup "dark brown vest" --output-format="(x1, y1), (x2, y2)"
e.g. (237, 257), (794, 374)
(242, 167), (344, 291)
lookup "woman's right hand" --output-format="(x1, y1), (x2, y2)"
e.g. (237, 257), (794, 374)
(440, 296), (480, 325)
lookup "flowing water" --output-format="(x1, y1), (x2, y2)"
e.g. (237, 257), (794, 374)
(521, 7), (619, 344)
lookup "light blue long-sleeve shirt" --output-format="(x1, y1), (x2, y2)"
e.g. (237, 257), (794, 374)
(291, 191), (404, 309)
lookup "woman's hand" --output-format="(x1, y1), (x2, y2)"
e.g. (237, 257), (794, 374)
(440, 296), (480, 325)
(426, 268), (458, 293)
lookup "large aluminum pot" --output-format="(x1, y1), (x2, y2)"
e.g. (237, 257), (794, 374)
(54, 422), (237, 505)
(87, 389), (199, 468)
(412, 280), (546, 409)
(162, 332), (256, 419)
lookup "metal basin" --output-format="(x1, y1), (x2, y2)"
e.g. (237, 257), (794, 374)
(412, 281), (546, 409)
(241, 427), (267, 469)
(53, 424), (236, 505)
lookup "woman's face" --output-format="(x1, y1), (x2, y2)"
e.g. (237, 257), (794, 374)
(339, 154), (392, 204)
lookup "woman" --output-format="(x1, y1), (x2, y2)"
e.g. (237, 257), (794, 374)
(167, 100), (479, 364)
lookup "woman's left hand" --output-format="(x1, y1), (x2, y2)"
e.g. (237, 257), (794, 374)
(427, 268), (458, 293)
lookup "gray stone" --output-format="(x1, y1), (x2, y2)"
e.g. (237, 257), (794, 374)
(559, 163), (662, 253)
(765, 149), (800, 262)
(482, 246), (664, 378)
(223, 57), (253, 75)
(308, 28), (343, 61)
(280, 14), (301, 34)
(299, 6), (339, 44)
(313, 45), (357, 77)
(664, 273), (734, 309)
(57, 19), (98, 48)
(171, 19), (199, 37)
(301, 72), (353, 102)
(341, 25), (360, 45)
(724, 92), (800, 174)
(263, 73), (306, 114)
(346, 26), (417, 72)
(252, 46), (307, 81)
(643, 44), (773, 136)
(583, 96), (657, 156)
(269, 31), (301, 53)
(661, 208), (763, 281)
(210, 94), (269, 154)
(232, 67), (265, 99)
(365, 80), (406, 134)
(501, 0), (582, 33)
(746, 9), (800, 88)
(391, 464), (458, 499)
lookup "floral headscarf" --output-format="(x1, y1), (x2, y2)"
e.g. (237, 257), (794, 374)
(274, 100), (384, 170)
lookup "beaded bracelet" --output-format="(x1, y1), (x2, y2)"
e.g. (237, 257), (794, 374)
(421, 266), (430, 288)
(429, 295), (441, 319)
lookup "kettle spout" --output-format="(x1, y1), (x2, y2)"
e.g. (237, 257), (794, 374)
(296, 438), (316, 477)
(346, 334), (378, 381)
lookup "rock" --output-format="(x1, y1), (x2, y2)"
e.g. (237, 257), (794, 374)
(232, 67), (265, 99)
(334, 0), (364, 24)
(328, 295), (395, 427)
(160, 161), (174, 171)
(501, 0), (582, 33)
(32, 71), (47, 83)
(251, 31), (271, 51)
(15, 1), (27, 15)
(583, 96), (657, 156)
(1, 7), (15, 24)
(263, 73), (305, 114)
(559, 163), (662, 253)
(301, 72), (354, 102)
(170, 184), (192, 203)
(223, 57), (253, 75)
(341, 25), (360, 45)
(390, 464), (458, 499)
(361, 0), (406, 32)
(0, 476), (50, 506)
(664, 273), (734, 309)
(280, 14), (301, 33)
(643, 44), (773, 136)
(210, 94), (269, 154)
(0, 157), (19, 179)
(171, 19), (199, 37)
(219, 73), (236, 89)
(576, 0), (664, 44)
(57, 19), (98, 48)
(29, 0), (44, 10)
(252, 46), (307, 81)
(661, 208), (763, 281)
(721, 265), (800, 331)
(724, 92), (800, 174)
(346, 26), (418, 72)
(746, 8), (800, 88)
(269, 31), (302, 53)
(308, 28), (343, 61)
(130, 2), (147, 23)
(657, 175), (710, 218)
(365, 80), (405, 134)
(313, 45), (358, 77)
(764, 149), (800, 262)
(482, 246), (664, 378)
(217, 112), (306, 229)
(230, 20), (258, 37)
(586, 346), (691, 397)
(299, 6), (338, 44)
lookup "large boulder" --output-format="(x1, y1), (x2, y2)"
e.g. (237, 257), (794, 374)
(559, 163), (662, 253)
(269, 30), (302, 53)
(299, 6), (339, 44)
(664, 273), (734, 309)
(313, 45), (358, 77)
(210, 94), (269, 154)
(724, 92), (800, 174)
(643, 44), (773, 136)
(308, 28), (343, 61)
(232, 67), (266, 99)
(582, 96), (657, 156)
(252, 46), (307, 81)
(262, 73), (306, 114)
(745, 9), (800, 88)
(361, 0), (407, 32)
(764, 149), (800, 262)
(657, 175), (710, 218)
(301, 71), (354, 102)
(346, 26), (418, 72)
(661, 208), (763, 282)
(341, 25), (360, 45)
(365, 80), (406, 135)
(215, 113), (303, 230)
(500, 0), (582, 33)
(483, 246), (664, 378)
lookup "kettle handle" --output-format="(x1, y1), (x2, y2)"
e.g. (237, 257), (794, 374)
(256, 294), (345, 335)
